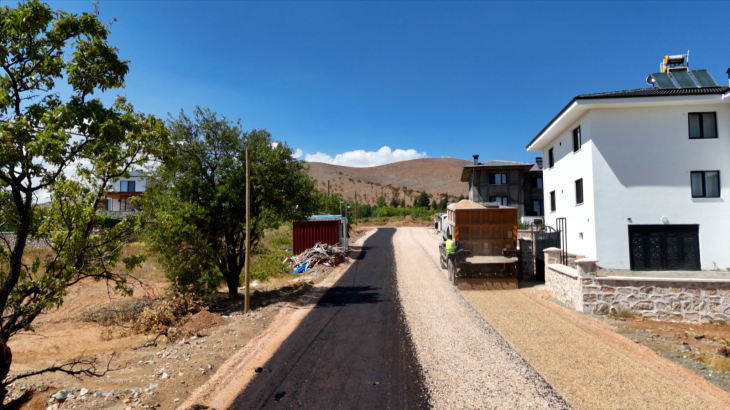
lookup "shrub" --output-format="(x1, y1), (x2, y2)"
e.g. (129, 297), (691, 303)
(607, 308), (635, 320)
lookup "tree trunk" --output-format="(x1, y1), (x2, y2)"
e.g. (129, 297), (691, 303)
(0, 338), (12, 403)
(225, 274), (240, 298)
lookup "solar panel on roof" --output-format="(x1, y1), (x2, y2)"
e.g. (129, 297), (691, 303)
(649, 73), (678, 89)
(691, 70), (719, 87)
(671, 70), (698, 88)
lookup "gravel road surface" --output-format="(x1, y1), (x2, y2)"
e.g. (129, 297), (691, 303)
(228, 228), (428, 409)
(393, 227), (570, 409)
(463, 288), (724, 410)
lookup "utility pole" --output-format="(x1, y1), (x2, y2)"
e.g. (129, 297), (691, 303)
(244, 148), (251, 313)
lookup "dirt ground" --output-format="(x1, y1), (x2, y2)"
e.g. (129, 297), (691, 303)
(605, 315), (730, 393)
(6, 253), (350, 410)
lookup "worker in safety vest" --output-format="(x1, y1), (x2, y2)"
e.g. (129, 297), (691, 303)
(444, 233), (456, 262)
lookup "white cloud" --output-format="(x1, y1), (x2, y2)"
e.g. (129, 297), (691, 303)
(292, 148), (303, 159)
(302, 146), (427, 167)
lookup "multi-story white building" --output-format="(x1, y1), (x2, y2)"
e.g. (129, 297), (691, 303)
(527, 66), (730, 271)
(103, 172), (147, 215)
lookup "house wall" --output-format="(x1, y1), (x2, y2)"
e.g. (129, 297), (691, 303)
(589, 103), (730, 270)
(468, 168), (543, 219)
(541, 113), (597, 259)
(111, 176), (147, 193)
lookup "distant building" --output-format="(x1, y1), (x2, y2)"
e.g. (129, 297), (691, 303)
(527, 62), (730, 271)
(103, 172), (147, 216)
(460, 156), (544, 224)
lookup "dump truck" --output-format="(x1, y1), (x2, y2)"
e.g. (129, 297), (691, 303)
(438, 200), (519, 289)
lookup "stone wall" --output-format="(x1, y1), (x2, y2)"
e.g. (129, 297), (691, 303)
(544, 248), (730, 323)
(0, 233), (50, 250)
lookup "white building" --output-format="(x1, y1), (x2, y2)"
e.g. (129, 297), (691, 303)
(103, 172), (147, 215)
(527, 69), (730, 271)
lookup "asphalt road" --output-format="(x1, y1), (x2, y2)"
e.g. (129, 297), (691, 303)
(229, 228), (428, 409)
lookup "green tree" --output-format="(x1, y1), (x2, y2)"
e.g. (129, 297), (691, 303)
(377, 196), (387, 208)
(430, 199), (438, 210)
(457, 194), (466, 201)
(0, 1), (165, 400)
(142, 108), (316, 297)
(439, 193), (448, 210)
(400, 198), (406, 208)
(415, 191), (430, 208)
(389, 196), (398, 207)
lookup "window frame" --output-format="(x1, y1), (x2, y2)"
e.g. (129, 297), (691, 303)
(489, 172), (508, 185)
(120, 180), (136, 193)
(572, 126), (581, 152)
(532, 177), (543, 189)
(690, 170), (721, 198)
(688, 112), (718, 139)
(548, 148), (554, 168)
(489, 196), (509, 206)
(533, 199), (544, 216)
(575, 178), (584, 205)
(550, 190), (556, 212)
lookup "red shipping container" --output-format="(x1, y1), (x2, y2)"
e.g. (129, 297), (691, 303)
(293, 219), (342, 254)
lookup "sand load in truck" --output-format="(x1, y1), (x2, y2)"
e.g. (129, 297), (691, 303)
(439, 200), (519, 290)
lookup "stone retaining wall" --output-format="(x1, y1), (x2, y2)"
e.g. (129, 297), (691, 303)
(0, 233), (50, 250)
(544, 248), (730, 323)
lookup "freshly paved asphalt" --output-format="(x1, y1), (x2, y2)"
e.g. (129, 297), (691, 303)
(230, 228), (429, 409)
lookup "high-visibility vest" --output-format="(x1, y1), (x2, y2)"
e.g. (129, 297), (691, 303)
(445, 239), (456, 255)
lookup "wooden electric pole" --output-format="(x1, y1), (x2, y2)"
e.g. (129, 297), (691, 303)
(244, 148), (251, 313)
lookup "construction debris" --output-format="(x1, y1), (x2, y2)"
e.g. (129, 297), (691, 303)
(284, 243), (347, 273)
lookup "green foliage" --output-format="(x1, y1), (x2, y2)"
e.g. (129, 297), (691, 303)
(141, 108), (317, 297)
(389, 197), (398, 208)
(414, 191), (430, 208)
(377, 206), (404, 218)
(457, 194), (466, 201)
(0, 0), (165, 397)
(377, 196), (387, 208)
(409, 207), (433, 221)
(250, 225), (293, 281)
(311, 191), (345, 215)
(400, 198), (406, 208)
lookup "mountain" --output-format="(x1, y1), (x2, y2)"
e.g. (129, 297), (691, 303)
(305, 158), (471, 205)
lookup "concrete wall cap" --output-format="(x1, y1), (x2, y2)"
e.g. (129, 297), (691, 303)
(575, 258), (598, 264)
(544, 247), (561, 252)
(548, 263), (579, 278)
(597, 275), (730, 284)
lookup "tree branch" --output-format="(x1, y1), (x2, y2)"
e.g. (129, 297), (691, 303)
(4, 352), (121, 384)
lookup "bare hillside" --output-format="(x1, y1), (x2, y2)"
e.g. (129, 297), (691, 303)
(305, 158), (470, 205)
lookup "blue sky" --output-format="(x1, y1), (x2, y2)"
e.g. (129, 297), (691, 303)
(45, 0), (730, 166)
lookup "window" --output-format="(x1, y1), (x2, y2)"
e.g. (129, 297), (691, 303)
(533, 199), (544, 216)
(691, 171), (720, 198)
(120, 180), (136, 192)
(550, 191), (556, 212)
(572, 127), (581, 152)
(532, 177), (543, 189)
(489, 173), (507, 185)
(575, 178), (584, 205)
(548, 148), (554, 168)
(107, 199), (113, 211)
(688, 113), (717, 139)
(490, 196), (508, 206)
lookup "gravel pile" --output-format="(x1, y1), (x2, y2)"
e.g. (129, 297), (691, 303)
(393, 228), (570, 409)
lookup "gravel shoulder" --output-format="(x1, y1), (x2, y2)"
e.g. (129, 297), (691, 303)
(393, 227), (570, 409)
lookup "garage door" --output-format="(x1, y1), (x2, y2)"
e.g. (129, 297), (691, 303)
(628, 225), (700, 271)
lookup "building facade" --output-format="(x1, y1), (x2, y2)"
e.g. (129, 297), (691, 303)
(103, 172), (147, 215)
(527, 81), (730, 271)
(460, 156), (544, 223)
